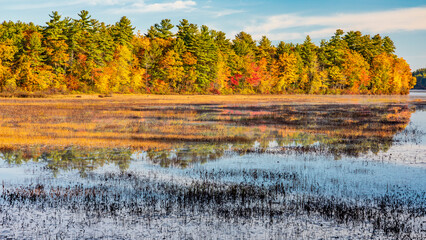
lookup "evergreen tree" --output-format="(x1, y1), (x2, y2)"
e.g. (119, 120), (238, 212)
(111, 16), (135, 46)
(413, 68), (425, 89)
(43, 11), (69, 75)
(147, 19), (174, 39)
(232, 32), (256, 57)
(0, 13), (416, 95)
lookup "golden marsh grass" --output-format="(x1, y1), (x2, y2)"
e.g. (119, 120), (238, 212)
(0, 94), (419, 157)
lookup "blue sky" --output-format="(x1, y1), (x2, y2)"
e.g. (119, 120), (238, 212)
(1, 0), (426, 70)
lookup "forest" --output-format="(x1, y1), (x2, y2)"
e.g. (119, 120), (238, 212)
(413, 68), (426, 89)
(0, 11), (417, 95)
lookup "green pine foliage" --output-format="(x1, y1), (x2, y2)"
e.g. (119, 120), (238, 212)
(413, 68), (426, 89)
(0, 11), (417, 95)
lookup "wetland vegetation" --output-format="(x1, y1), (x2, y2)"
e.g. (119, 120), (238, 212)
(0, 4), (424, 240)
(0, 94), (425, 239)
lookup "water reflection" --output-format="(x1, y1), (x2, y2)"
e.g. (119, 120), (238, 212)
(0, 103), (418, 171)
(1, 96), (425, 239)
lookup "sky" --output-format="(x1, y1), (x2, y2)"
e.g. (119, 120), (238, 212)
(1, 0), (426, 70)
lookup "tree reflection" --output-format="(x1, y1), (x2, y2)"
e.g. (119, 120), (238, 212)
(0, 103), (416, 173)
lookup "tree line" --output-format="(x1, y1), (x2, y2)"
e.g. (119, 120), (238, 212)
(0, 11), (417, 95)
(413, 68), (426, 89)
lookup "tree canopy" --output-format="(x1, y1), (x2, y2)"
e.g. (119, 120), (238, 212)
(0, 11), (416, 95)
(413, 68), (426, 89)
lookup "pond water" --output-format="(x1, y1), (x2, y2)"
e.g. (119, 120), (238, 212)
(0, 93), (425, 239)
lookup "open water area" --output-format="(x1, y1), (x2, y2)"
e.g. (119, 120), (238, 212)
(0, 93), (425, 239)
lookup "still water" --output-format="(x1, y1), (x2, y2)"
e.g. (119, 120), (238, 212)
(0, 93), (425, 239)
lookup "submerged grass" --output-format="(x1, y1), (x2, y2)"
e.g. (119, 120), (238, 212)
(1, 168), (424, 239)
(0, 94), (425, 238)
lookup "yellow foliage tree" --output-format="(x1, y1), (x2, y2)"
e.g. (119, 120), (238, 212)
(370, 53), (394, 94)
(309, 70), (328, 94)
(272, 52), (298, 93)
(392, 57), (416, 94)
(181, 52), (198, 93)
(95, 45), (133, 93)
(257, 58), (273, 94)
(0, 40), (16, 91)
(158, 49), (184, 93)
(14, 31), (54, 91)
(214, 52), (231, 94)
(342, 50), (370, 94)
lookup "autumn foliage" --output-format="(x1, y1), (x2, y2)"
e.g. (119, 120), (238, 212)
(0, 11), (416, 95)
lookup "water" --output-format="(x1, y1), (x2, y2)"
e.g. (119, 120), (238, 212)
(1, 93), (425, 239)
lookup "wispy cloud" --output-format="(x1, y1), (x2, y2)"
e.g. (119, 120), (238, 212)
(245, 7), (426, 40)
(213, 9), (245, 17)
(5, 0), (132, 10)
(6, 1), (78, 10)
(112, 0), (197, 14)
(6, 0), (197, 13)
(83, 0), (130, 5)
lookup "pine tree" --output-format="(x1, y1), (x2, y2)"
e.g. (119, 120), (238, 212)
(147, 19), (174, 39)
(43, 11), (69, 76)
(232, 32), (256, 57)
(111, 16), (135, 47)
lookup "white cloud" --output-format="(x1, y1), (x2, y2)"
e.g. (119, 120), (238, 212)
(245, 7), (426, 41)
(213, 9), (245, 17)
(83, 0), (127, 5)
(113, 0), (197, 13)
(5, 0), (196, 13)
(5, 1), (78, 10)
(5, 0), (131, 10)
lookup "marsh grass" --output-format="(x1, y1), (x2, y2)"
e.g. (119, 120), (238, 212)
(0, 95), (414, 157)
(0, 95), (425, 239)
(0, 100), (417, 170)
(1, 169), (424, 239)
